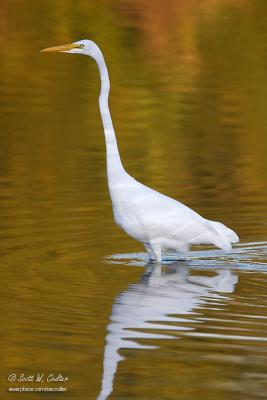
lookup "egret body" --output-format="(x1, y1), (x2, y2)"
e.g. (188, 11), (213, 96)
(41, 40), (239, 263)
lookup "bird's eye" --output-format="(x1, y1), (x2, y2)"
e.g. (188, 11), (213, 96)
(78, 44), (84, 49)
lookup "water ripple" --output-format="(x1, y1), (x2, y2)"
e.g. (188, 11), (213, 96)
(98, 244), (267, 399)
(106, 241), (267, 271)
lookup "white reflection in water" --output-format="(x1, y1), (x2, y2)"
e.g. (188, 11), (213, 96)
(97, 262), (238, 400)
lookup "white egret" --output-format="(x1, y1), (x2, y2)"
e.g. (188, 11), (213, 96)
(41, 40), (239, 263)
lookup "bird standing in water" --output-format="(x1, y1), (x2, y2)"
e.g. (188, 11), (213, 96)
(41, 40), (239, 263)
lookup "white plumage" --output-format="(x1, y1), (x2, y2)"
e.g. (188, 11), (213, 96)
(41, 39), (239, 263)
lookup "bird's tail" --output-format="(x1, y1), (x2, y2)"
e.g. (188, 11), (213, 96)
(209, 221), (239, 252)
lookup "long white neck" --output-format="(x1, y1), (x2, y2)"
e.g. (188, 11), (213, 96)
(93, 49), (126, 187)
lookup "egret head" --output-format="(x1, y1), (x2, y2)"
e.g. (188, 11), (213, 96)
(41, 39), (99, 58)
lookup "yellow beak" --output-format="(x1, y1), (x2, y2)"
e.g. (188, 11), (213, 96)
(40, 43), (81, 53)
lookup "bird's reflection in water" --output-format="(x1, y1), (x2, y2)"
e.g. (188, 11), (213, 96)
(97, 262), (238, 400)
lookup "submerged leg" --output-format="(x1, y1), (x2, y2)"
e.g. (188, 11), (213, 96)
(144, 243), (156, 262)
(149, 242), (162, 263)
